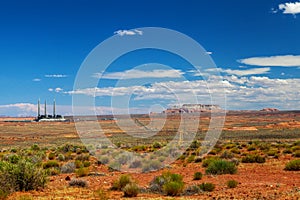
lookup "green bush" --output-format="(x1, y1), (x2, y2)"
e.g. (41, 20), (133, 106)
(284, 159), (300, 171)
(202, 157), (220, 167)
(163, 181), (184, 196)
(193, 172), (203, 180)
(205, 160), (237, 175)
(0, 158), (47, 195)
(241, 154), (266, 163)
(227, 180), (238, 188)
(199, 182), (215, 192)
(69, 179), (88, 187)
(149, 171), (184, 196)
(293, 150), (300, 158)
(129, 159), (142, 168)
(99, 156), (109, 164)
(142, 160), (162, 172)
(83, 161), (91, 167)
(48, 152), (56, 160)
(152, 142), (162, 149)
(111, 175), (133, 191)
(122, 183), (139, 197)
(43, 160), (59, 169)
(75, 167), (89, 177)
(57, 154), (65, 161)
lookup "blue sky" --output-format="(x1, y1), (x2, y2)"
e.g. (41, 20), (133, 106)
(0, 0), (300, 116)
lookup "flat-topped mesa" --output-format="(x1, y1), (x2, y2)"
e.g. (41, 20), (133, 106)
(163, 104), (222, 114)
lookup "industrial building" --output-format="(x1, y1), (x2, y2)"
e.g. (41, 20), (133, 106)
(35, 99), (67, 122)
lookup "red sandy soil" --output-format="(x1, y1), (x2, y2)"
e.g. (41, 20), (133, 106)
(7, 155), (300, 199)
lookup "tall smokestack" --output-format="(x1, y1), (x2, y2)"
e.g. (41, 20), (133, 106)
(53, 99), (56, 117)
(38, 99), (40, 117)
(44, 100), (47, 117)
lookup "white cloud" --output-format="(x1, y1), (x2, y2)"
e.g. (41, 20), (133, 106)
(0, 103), (37, 117)
(45, 74), (68, 78)
(114, 29), (143, 36)
(206, 51), (213, 55)
(67, 75), (300, 110)
(93, 69), (184, 79)
(279, 1), (300, 15)
(32, 78), (41, 82)
(48, 87), (63, 93)
(221, 67), (270, 76)
(203, 67), (270, 76)
(239, 55), (300, 67)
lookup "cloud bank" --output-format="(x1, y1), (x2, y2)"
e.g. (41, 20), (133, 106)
(239, 55), (300, 67)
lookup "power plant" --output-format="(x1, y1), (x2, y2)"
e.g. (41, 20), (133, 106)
(35, 99), (67, 122)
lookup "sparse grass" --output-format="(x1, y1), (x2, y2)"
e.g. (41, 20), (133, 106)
(242, 154), (266, 163)
(205, 159), (237, 175)
(284, 159), (300, 171)
(199, 182), (215, 192)
(227, 180), (238, 188)
(193, 172), (203, 180)
(75, 167), (89, 177)
(111, 174), (133, 191)
(122, 183), (140, 197)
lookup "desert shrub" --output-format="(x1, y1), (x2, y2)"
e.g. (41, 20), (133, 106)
(291, 146), (300, 152)
(194, 156), (202, 163)
(0, 158), (47, 194)
(6, 154), (21, 164)
(122, 183), (139, 197)
(10, 148), (17, 153)
(99, 156), (109, 164)
(83, 161), (91, 167)
(283, 148), (293, 154)
(230, 148), (241, 154)
(247, 145), (256, 151)
(131, 145), (147, 152)
(43, 160), (59, 169)
(75, 160), (83, 168)
(199, 182), (215, 192)
(48, 168), (60, 176)
(227, 180), (238, 188)
(241, 154), (266, 163)
(142, 160), (162, 172)
(69, 179), (88, 187)
(184, 185), (202, 195)
(220, 151), (234, 159)
(189, 140), (200, 149)
(266, 149), (278, 157)
(202, 157), (220, 167)
(193, 172), (203, 180)
(152, 142), (162, 149)
(163, 181), (184, 196)
(60, 162), (76, 173)
(111, 175), (133, 190)
(284, 159), (300, 171)
(108, 161), (121, 171)
(186, 155), (195, 163)
(94, 188), (109, 200)
(205, 159), (237, 175)
(75, 154), (90, 161)
(75, 167), (89, 177)
(293, 150), (300, 158)
(57, 154), (65, 161)
(129, 159), (142, 168)
(258, 143), (270, 151)
(48, 152), (56, 160)
(149, 171), (184, 196)
(31, 144), (40, 151)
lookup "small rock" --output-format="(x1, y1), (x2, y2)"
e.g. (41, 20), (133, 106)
(65, 176), (71, 181)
